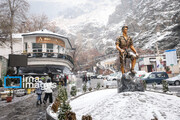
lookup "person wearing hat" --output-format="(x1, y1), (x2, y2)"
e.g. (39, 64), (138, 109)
(115, 25), (139, 74)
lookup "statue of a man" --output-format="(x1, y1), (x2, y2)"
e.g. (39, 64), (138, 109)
(115, 26), (139, 74)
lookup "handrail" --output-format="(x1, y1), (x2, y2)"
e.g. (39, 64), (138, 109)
(23, 52), (74, 65)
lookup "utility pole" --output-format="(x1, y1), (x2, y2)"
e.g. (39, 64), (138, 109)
(155, 32), (160, 72)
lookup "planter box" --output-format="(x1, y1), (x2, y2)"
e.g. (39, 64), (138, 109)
(46, 104), (57, 120)
(1, 93), (8, 100)
(166, 71), (172, 74)
(6, 96), (12, 102)
(27, 89), (31, 94)
(0, 91), (10, 100)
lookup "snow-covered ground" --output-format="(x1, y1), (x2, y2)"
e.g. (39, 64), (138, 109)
(70, 89), (180, 120)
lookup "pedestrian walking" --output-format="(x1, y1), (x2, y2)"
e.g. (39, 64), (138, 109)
(83, 74), (87, 84)
(64, 74), (67, 87)
(87, 75), (91, 85)
(35, 80), (43, 106)
(43, 79), (53, 104)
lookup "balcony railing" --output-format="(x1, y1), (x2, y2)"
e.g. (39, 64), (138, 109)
(25, 52), (74, 65)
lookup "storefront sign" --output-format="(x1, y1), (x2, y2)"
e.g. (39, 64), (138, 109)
(36, 37), (65, 47)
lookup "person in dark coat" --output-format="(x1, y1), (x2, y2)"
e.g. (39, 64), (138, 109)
(64, 74), (67, 87)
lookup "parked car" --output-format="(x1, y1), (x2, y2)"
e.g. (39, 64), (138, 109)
(107, 72), (122, 81)
(165, 74), (180, 85)
(97, 75), (104, 79)
(142, 72), (169, 84)
(104, 72), (122, 88)
(90, 75), (97, 79)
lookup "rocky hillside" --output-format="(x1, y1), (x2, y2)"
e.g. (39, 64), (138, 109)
(54, 0), (180, 54)
(109, 0), (180, 51)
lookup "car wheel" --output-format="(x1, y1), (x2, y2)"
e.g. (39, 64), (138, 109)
(174, 81), (180, 86)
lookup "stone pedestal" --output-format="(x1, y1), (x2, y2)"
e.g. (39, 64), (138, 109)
(117, 72), (144, 93)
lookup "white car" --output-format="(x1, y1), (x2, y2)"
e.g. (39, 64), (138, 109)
(104, 79), (117, 88)
(165, 74), (180, 85)
(104, 72), (122, 88)
(107, 72), (122, 81)
(97, 75), (104, 79)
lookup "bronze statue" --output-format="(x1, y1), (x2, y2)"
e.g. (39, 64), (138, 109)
(116, 26), (139, 74)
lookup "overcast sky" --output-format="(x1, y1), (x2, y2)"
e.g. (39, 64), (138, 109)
(27, 0), (118, 20)
(28, 0), (100, 19)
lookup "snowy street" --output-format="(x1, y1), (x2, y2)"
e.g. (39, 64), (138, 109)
(70, 89), (180, 120)
(0, 89), (58, 120)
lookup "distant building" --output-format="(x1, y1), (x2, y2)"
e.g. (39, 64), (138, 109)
(138, 54), (180, 74)
(0, 56), (8, 78)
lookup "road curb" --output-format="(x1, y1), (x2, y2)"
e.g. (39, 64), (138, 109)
(46, 88), (117, 120)
(146, 89), (180, 97)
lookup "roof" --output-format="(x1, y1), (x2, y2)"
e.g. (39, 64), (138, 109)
(12, 33), (23, 39)
(22, 29), (73, 49)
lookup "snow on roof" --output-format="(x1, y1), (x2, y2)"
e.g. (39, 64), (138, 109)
(22, 29), (67, 38)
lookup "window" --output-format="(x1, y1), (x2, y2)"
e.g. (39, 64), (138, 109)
(157, 73), (166, 78)
(58, 45), (64, 53)
(149, 74), (156, 79)
(47, 43), (53, 52)
(58, 45), (60, 53)
(32, 43), (42, 52)
(25, 42), (27, 52)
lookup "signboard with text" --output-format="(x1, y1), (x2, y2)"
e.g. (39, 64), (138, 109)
(36, 37), (65, 47)
(165, 49), (177, 66)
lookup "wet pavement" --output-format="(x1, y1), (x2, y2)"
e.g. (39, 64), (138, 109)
(0, 90), (58, 120)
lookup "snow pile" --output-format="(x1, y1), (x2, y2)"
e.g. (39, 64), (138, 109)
(70, 89), (180, 120)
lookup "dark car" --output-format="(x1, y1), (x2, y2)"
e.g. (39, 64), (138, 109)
(142, 72), (169, 84)
(90, 75), (97, 79)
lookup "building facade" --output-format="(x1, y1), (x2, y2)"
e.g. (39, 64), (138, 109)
(19, 29), (74, 76)
(0, 29), (74, 78)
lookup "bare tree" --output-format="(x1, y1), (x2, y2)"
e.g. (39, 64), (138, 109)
(0, 0), (29, 54)
(18, 14), (59, 33)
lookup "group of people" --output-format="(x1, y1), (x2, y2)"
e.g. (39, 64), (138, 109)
(82, 74), (91, 83)
(35, 78), (54, 106)
(59, 74), (68, 86)
(35, 74), (69, 106)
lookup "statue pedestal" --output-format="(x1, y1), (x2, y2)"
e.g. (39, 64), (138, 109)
(117, 72), (144, 93)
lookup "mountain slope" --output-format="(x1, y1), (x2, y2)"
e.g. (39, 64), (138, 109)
(53, 0), (180, 54)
